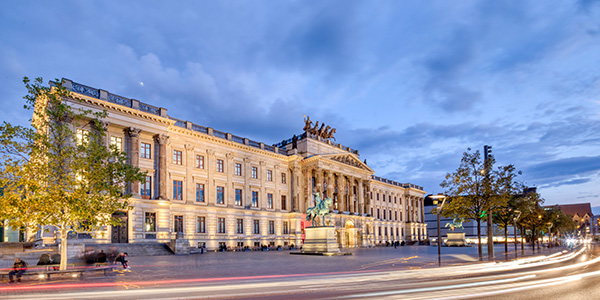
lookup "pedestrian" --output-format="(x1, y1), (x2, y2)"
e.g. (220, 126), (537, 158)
(114, 252), (129, 270)
(8, 258), (28, 283)
(96, 250), (107, 263)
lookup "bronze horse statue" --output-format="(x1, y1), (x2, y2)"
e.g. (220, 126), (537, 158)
(306, 193), (333, 227)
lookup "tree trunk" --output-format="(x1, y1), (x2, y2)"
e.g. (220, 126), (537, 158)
(520, 226), (524, 254)
(504, 225), (508, 255)
(477, 219), (482, 259)
(60, 226), (68, 271)
(531, 225), (536, 251)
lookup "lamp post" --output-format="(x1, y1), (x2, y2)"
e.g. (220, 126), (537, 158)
(513, 210), (521, 258)
(431, 194), (447, 266)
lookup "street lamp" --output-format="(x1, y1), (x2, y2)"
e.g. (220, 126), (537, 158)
(430, 194), (448, 266)
(513, 210), (521, 258)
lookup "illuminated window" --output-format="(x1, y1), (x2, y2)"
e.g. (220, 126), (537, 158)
(196, 155), (204, 169)
(217, 186), (225, 204)
(235, 189), (242, 206)
(267, 170), (272, 181)
(76, 128), (89, 145)
(197, 216), (205, 233)
(145, 212), (156, 232)
(174, 215), (183, 233)
(141, 142), (151, 159)
(173, 150), (182, 165)
(235, 163), (242, 176)
(196, 183), (204, 203)
(173, 180), (183, 200)
(218, 217), (226, 233)
(217, 159), (224, 172)
(253, 220), (260, 234)
(236, 219), (244, 234)
(110, 136), (122, 151)
(267, 193), (273, 209)
(269, 220), (275, 235)
(283, 221), (289, 234)
(252, 191), (259, 208)
(141, 176), (152, 199)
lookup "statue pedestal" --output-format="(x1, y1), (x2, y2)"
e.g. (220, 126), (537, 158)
(292, 226), (351, 256)
(446, 232), (466, 247)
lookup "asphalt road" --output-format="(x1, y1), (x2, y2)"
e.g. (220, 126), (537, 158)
(1, 243), (595, 299)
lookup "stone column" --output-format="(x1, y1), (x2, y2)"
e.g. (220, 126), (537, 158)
(154, 134), (170, 200)
(126, 127), (142, 197)
(185, 144), (194, 203)
(327, 172), (334, 201)
(291, 165), (300, 212)
(316, 169), (323, 197)
(226, 152), (234, 207)
(274, 164), (280, 210)
(206, 149), (216, 205)
(244, 157), (251, 208)
(259, 160), (266, 209)
(358, 178), (364, 215)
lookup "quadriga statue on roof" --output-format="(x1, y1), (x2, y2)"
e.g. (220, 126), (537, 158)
(303, 115), (336, 141)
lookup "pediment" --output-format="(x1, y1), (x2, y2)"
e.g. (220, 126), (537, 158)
(322, 154), (374, 173)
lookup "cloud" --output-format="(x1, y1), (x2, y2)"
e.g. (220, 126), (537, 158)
(524, 156), (600, 186)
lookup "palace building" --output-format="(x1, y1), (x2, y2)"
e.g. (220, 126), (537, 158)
(34, 78), (427, 251)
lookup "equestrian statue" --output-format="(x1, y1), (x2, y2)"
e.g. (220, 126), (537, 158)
(306, 192), (333, 227)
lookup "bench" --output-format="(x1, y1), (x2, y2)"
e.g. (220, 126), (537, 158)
(2, 265), (115, 281)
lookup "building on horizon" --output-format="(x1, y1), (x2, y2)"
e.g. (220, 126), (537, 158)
(19, 78), (427, 251)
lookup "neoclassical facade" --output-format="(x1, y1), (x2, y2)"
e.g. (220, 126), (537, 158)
(53, 78), (426, 250)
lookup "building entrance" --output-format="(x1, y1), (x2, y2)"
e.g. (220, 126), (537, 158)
(111, 212), (128, 243)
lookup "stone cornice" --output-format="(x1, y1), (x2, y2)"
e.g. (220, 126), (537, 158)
(68, 92), (174, 126)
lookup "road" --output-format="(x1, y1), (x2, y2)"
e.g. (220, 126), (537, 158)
(1, 244), (598, 299)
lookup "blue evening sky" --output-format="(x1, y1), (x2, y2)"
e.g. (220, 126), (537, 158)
(1, 1), (599, 207)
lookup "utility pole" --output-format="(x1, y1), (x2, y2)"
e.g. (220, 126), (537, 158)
(484, 145), (494, 260)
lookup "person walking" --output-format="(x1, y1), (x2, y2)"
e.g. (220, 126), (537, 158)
(8, 258), (28, 283)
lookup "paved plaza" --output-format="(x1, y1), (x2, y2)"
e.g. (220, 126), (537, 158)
(1, 243), (564, 285)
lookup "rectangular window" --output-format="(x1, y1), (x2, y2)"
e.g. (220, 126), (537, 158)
(141, 142), (151, 159)
(196, 155), (204, 169)
(218, 217), (226, 233)
(174, 215), (183, 233)
(281, 173), (286, 184)
(217, 159), (224, 172)
(383, 210), (386, 220)
(173, 180), (183, 200)
(173, 150), (182, 165)
(110, 136), (123, 152)
(197, 216), (206, 233)
(235, 189), (243, 206)
(283, 221), (289, 234)
(145, 212), (156, 232)
(235, 163), (242, 176)
(252, 191), (259, 208)
(196, 183), (205, 203)
(269, 220), (275, 235)
(281, 195), (287, 210)
(251, 166), (258, 179)
(217, 186), (225, 204)
(76, 128), (89, 145)
(267, 170), (272, 181)
(253, 219), (260, 234)
(141, 176), (152, 199)
(267, 193), (273, 209)
(236, 219), (244, 234)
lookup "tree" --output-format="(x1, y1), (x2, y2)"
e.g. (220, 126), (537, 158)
(440, 148), (489, 258)
(440, 148), (518, 259)
(0, 77), (145, 270)
(490, 165), (523, 255)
